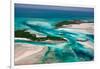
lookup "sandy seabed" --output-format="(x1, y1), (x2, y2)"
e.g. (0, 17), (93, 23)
(15, 23), (94, 65)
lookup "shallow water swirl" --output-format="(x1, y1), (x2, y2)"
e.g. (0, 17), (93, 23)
(15, 21), (94, 63)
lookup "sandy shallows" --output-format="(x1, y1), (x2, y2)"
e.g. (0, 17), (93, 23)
(61, 23), (94, 34)
(15, 43), (48, 65)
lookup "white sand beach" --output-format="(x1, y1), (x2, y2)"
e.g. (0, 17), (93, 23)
(61, 23), (94, 34)
(15, 43), (48, 65)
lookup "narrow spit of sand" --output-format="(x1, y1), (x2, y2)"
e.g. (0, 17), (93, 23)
(61, 23), (94, 34)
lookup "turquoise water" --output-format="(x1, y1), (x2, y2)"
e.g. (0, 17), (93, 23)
(15, 4), (94, 63)
(15, 20), (94, 62)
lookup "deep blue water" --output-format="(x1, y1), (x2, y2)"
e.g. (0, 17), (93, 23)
(15, 4), (94, 18)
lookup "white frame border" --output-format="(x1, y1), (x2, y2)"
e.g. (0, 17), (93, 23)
(11, 0), (95, 69)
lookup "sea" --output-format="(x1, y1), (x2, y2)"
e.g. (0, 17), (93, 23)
(15, 3), (94, 31)
(14, 3), (94, 63)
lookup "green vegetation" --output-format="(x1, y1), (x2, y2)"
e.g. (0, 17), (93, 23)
(15, 29), (36, 41)
(55, 20), (81, 28)
(15, 30), (65, 41)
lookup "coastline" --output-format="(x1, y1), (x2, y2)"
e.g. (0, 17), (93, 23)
(15, 43), (48, 65)
(58, 23), (94, 34)
(14, 21), (94, 65)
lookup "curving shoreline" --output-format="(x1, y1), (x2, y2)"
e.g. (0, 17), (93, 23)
(15, 43), (48, 65)
(15, 21), (94, 65)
